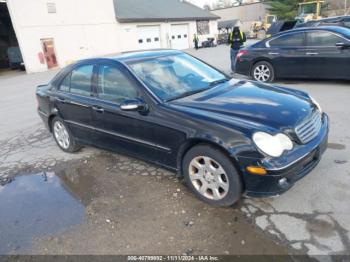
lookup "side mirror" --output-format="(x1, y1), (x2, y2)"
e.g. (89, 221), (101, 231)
(335, 42), (350, 49)
(120, 99), (148, 112)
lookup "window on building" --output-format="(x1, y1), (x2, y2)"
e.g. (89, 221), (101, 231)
(97, 65), (138, 104)
(47, 2), (57, 13)
(184, 34), (187, 38)
(138, 39), (143, 44)
(172, 36), (175, 39)
(146, 38), (151, 43)
(269, 33), (305, 47)
(196, 20), (210, 35)
(154, 37), (159, 42)
(70, 65), (93, 96)
(178, 35), (181, 39)
(307, 31), (345, 46)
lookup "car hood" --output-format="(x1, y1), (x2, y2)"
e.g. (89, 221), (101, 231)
(169, 79), (314, 130)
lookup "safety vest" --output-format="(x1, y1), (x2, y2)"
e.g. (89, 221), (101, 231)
(229, 31), (244, 47)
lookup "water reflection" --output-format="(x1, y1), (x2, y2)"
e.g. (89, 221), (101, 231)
(0, 172), (85, 254)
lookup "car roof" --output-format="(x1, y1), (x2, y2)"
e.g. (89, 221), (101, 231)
(74, 49), (183, 66)
(318, 15), (350, 22)
(271, 26), (350, 38)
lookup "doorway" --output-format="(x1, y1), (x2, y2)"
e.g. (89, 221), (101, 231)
(0, 1), (25, 75)
(41, 38), (58, 69)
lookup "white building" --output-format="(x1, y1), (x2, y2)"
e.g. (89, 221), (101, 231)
(212, 2), (267, 32)
(1, 0), (219, 73)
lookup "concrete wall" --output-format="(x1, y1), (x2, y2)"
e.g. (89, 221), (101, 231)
(6, 0), (218, 73)
(212, 2), (267, 32)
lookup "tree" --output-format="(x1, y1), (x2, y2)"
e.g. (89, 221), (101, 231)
(212, 0), (234, 9)
(203, 4), (211, 10)
(266, 0), (301, 20)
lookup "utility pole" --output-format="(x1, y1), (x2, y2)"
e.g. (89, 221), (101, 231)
(346, 0), (348, 15)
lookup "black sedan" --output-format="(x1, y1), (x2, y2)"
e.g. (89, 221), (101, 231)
(235, 26), (350, 82)
(36, 50), (329, 206)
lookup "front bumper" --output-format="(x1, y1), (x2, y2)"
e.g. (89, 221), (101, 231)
(239, 113), (329, 197)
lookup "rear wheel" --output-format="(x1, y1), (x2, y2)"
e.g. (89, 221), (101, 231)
(252, 61), (275, 83)
(182, 145), (242, 207)
(51, 117), (82, 153)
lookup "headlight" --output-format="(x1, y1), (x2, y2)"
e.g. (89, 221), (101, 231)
(310, 96), (322, 113)
(253, 132), (293, 157)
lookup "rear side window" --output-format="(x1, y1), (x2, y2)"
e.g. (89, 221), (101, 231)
(58, 65), (94, 96)
(269, 33), (305, 47)
(59, 73), (70, 92)
(307, 31), (344, 47)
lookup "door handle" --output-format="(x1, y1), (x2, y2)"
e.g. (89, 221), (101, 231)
(92, 106), (104, 113)
(56, 97), (67, 103)
(306, 52), (319, 55)
(268, 52), (279, 55)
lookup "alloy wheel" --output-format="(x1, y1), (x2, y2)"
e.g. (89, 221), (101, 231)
(189, 156), (229, 200)
(53, 121), (70, 149)
(253, 64), (271, 82)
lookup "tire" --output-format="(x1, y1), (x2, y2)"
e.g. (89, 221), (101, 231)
(182, 144), (242, 207)
(51, 116), (82, 153)
(251, 61), (275, 83)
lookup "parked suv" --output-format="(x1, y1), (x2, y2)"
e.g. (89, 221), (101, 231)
(296, 15), (350, 29)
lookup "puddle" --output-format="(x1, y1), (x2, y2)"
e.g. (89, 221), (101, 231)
(0, 172), (85, 254)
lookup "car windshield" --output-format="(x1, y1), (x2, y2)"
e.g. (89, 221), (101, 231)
(127, 53), (227, 101)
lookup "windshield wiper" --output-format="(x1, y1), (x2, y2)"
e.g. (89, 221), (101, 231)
(166, 87), (211, 102)
(208, 78), (229, 87)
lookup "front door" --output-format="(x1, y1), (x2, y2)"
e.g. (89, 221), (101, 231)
(304, 30), (350, 79)
(41, 39), (58, 69)
(90, 62), (175, 165)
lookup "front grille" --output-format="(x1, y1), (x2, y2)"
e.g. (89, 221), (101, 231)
(295, 111), (322, 144)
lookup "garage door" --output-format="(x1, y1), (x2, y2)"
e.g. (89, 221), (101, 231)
(171, 24), (189, 50)
(137, 26), (161, 50)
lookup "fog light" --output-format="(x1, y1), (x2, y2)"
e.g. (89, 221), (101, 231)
(246, 166), (267, 176)
(278, 177), (289, 188)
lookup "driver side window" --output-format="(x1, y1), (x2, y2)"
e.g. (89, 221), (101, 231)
(97, 65), (138, 104)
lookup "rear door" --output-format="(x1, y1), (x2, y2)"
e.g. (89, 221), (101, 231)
(304, 30), (350, 79)
(266, 32), (306, 78)
(54, 64), (97, 140)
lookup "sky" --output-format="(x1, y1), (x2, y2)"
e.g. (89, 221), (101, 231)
(188, 0), (218, 8)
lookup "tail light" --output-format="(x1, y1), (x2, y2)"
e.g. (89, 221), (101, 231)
(236, 50), (248, 62)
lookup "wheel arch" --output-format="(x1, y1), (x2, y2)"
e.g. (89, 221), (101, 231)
(48, 113), (58, 133)
(176, 138), (243, 179)
(251, 58), (276, 81)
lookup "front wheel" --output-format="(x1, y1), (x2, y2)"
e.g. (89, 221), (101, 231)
(251, 61), (275, 83)
(182, 145), (242, 207)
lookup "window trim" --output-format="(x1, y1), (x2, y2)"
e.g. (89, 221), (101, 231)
(305, 30), (350, 48)
(56, 63), (97, 98)
(266, 32), (306, 48)
(95, 63), (140, 105)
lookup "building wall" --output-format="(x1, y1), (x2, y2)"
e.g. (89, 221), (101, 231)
(6, 0), (218, 73)
(212, 2), (267, 32)
(7, 0), (121, 73)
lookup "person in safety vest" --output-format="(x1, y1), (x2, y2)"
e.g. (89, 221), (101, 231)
(229, 26), (246, 73)
(193, 34), (199, 50)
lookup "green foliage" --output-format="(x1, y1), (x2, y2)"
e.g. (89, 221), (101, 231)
(266, 0), (301, 20)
